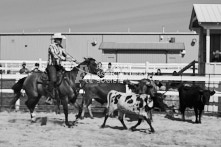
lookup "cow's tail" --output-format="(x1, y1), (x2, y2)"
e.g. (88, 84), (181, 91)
(103, 91), (113, 115)
(10, 77), (26, 108)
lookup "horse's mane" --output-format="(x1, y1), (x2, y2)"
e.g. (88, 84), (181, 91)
(83, 57), (95, 61)
(70, 57), (96, 71)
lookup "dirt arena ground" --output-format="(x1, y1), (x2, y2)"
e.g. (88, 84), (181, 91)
(0, 111), (220, 147)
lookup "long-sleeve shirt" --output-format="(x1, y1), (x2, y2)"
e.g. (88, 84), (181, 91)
(19, 67), (30, 74)
(48, 43), (67, 65)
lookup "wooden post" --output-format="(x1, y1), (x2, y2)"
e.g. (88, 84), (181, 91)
(5, 63), (8, 74)
(15, 73), (20, 111)
(206, 29), (210, 63)
(193, 60), (195, 76)
(145, 61), (149, 76)
(39, 58), (42, 71)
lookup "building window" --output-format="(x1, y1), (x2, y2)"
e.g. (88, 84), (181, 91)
(212, 50), (221, 62)
(210, 34), (221, 62)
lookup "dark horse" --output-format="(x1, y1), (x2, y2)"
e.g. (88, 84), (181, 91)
(11, 58), (104, 127)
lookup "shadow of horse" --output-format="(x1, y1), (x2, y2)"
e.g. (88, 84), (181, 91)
(164, 114), (195, 124)
(103, 125), (127, 130)
(104, 125), (152, 133)
(81, 111), (107, 119)
(48, 117), (80, 126)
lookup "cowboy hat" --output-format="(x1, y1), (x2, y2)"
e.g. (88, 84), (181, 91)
(22, 62), (26, 66)
(51, 33), (66, 39)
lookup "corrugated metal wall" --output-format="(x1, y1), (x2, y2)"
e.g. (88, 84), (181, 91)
(102, 34), (159, 43)
(65, 35), (103, 62)
(0, 35), (51, 60)
(102, 34), (199, 63)
(0, 33), (199, 64)
(117, 50), (166, 63)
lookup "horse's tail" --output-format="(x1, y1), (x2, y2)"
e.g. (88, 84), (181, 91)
(10, 77), (27, 109)
(11, 77), (26, 94)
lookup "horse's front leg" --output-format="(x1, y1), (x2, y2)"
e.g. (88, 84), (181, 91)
(25, 95), (41, 122)
(54, 99), (61, 114)
(61, 97), (71, 127)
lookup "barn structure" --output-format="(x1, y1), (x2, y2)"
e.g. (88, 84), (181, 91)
(0, 32), (198, 64)
(0, 4), (220, 76)
(189, 4), (221, 75)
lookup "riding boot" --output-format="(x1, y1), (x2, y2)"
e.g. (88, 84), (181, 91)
(46, 82), (55, 105)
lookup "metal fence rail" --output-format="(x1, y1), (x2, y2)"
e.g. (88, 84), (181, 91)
(0, 59), (198, 74)
(0, 73), (221, 114)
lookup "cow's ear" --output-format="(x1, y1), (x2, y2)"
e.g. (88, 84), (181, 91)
(210, 90), (215, 96)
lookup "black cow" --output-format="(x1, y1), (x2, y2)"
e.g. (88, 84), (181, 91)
(178, 85), (215, 123)
(79, 79), (126, 119)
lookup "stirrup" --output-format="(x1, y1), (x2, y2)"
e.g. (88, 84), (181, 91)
(45, 97), (53, 105)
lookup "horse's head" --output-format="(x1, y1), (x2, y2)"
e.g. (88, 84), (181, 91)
(77, 57), (105, 78)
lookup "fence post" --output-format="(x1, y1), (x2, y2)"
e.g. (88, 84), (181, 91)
(39, 58), (43, 71)
(129, 65), (132, 76)
(5, 63), (8, 74)
(15, 73), (20, 111)
(145, 61), (149, 76)
(126, 84), (132, 93)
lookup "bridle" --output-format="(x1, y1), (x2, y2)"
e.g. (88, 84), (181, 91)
(70, 59), (103, 78)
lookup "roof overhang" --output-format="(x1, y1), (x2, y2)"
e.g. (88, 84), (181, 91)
(99, 42), (185, 51)
(189, 4), (221, 30)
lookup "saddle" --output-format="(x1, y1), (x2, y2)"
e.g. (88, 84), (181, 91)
(37, 70), (65, 88)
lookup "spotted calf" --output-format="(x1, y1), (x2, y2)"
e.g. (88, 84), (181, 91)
(101, 90), (155, 133)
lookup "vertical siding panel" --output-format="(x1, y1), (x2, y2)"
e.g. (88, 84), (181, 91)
(0, 33), (199, 65)
(103, 35), (159, 43)
(66, 35), (103, 62)
(1, 35), (50, 60)
(117, 50), (166, 63)
(0, 36), (1, 60)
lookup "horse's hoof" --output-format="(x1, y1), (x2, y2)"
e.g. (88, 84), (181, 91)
(31, 120), (36, 123)
(130, 127), (136, 131)
(150, 129), (155, 133)
(66, 124), (72, 128)
(72, 121), (78, 126)
(31, 117), (37, 123)
(75, 115), (81, 119)
(90, 117), (94, 119)
(65, 122), (73, 128)
(100, 125), (105, 128)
